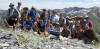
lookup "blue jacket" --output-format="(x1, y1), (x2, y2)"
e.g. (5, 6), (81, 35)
(22, 21), (34, 30)
(28, 11), (37, 20)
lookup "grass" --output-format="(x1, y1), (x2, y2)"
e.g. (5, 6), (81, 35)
(0, 26), (48, 47)
(88, 13), (100, 34)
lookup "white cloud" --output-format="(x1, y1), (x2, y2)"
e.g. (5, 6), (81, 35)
(0, 0), (100, 10)
(34, 2), (100, 9)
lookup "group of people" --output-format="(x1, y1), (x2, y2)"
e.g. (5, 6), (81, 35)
(4, 2), (99, 44)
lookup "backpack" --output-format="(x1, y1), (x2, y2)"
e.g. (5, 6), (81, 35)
(8, 8), (16, 16)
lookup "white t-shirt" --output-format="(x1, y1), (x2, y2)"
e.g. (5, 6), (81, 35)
(16, 6), (22, 18)
(51, 14), (60, 23)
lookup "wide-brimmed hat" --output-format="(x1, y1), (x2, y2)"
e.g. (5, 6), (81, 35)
(75, 16), (78, 18)
(66, 16), (69, 18)
(55, 22), (60, 25)
(9, 3), (14, 6)
(85, 15), (89, 18)
(80, 16), (83, 18)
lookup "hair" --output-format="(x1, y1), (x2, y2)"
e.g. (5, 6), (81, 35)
(23, 7), (28, 10)
(43, 9), (46, 11)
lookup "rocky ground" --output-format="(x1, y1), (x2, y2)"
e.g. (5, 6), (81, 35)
(0, 26), (99, 49)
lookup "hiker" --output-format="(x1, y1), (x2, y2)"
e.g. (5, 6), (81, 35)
(58, 13), (65, 27)
(37, 20), (46, 35)
(6, 3), (16, 16)
(83, 24), (98, 44)
(69, 20), (76, 37)
(36, 10), (41, 19)
(43, 15), (48, 26)
(61, 25), (71, 39)
(49, 22), (61, 38)
(65, 16), (70, 26)
(40, 9), (47, 20)
(4, 11), (19, 28)
(16, 2), (22, 18)
(75, 24), (84, 39)
(85, 16), (93, 29)
(22, 17), (34, 31)
(46, 20), (53, 33)
(50, 10), (60, 24)
(21, 7), (29, 18)
(47, 10), (52, 20)
(28, 7), (37, 20)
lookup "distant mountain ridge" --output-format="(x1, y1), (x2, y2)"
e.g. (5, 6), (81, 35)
(55, 6), (100, 34)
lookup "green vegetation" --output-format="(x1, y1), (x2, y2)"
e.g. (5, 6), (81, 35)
(0, 26), (48, 47)
(88, 13), (100, 34)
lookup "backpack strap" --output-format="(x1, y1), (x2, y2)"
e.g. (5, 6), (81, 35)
(8, 9), (10, 16)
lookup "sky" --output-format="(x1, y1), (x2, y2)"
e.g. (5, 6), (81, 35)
(0, 0), (100, 10)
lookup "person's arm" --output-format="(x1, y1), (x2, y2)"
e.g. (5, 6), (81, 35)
(67, 30), (72, 39)
(22, 21), (26, 30)
(4, 19), (10, 27)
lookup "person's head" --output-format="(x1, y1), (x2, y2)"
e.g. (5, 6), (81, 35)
(76, 24), (82, 30)
(66, 16), (69, 20)
(9, 3), (14, 9)
(48, 10), (51, 14)
(28, 17), (32, 22)
(18, 2), (21, 7)
(84, 24), (89, 30)
(13, 10), (18, 16)
(23, 17), (27, 21)
(85, 16), (89, 21)
(40, 20), (44, 25)
(31, 7), (36, 12)
(58, 13), (63, 18)
(52, 10), (56, 15)
(63, 25), (67, 30)
(55, 22), (60, 27)
(43, 9), (46, 12)
(23, 7), (28, 12)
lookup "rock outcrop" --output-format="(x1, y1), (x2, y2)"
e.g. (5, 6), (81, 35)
(0, 27), (98, 49)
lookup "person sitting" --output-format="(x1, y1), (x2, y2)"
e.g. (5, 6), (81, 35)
(75, 24), (84, 39)
(4, 11), (20, 30)
(60, 25), (71, 40)
(22, 17), (34, 31)
(4, 10), (19, 27)
(37, 20), (46, 35)
(85, 16), (93, 29)
(49, 22), (61, 38)
(21, 7), (28, 18)
(83, 24), (99, 44)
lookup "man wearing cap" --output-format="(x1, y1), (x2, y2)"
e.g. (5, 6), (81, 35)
(6, 3), (16, 16)
(28, 7), (37, 20)
(84, 15), (93, 29)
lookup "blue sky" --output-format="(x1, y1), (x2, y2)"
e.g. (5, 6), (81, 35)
(0, 0), (100, 10)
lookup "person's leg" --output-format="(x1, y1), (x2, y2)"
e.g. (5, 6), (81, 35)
(50, 32), (60, 38)
(4, 19), (10, 27)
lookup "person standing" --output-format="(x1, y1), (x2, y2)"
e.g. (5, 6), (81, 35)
(16, 2), (22, 18)
(50, 10), (59, 24)
(6, 3), (16, 17)
(28, 7), (37, 20)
